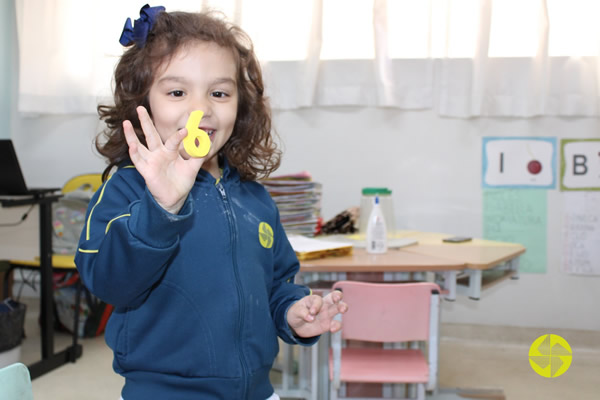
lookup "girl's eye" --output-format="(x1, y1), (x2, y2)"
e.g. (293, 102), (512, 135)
(211, 91), (228, 98)
(168, 90), (185, 97)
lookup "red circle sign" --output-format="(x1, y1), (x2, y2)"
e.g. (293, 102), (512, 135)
(527, 160), (542, 174)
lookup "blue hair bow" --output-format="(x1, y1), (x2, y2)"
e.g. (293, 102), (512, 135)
(119, 4), (165, 48)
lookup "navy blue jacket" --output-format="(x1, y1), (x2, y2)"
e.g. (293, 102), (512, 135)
(75, 160), (315, 399)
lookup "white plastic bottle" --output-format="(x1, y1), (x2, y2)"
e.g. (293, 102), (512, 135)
(366, 195), (387, 254)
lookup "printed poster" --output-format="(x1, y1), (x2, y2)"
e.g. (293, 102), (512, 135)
(483, 189), (547, 273)
(562, 192), (600, 275)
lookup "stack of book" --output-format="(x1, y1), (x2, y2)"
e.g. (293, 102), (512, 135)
(260, 171), (322, 237)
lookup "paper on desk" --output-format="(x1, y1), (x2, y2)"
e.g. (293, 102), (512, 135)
(288, 235), (352, 252)
(287, 235), (353, 260)
(329, 234), (418, 249)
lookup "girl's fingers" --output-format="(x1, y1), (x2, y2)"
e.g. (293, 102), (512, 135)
(304, 309), (315, 322)
(163, 128), (187, 153)
(330, 320), (342, 333)
(308, 295), (322, 316)
(122, 120), (137, 145)
(322, 290), (342, 307)
(123, 120), (144, 162)
(136, 106), (162, 150)
(335, 290), (343, 302)
(330, 290), (343, 303)
(167, 129), (208, 172)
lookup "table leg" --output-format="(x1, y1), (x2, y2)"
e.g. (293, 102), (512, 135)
(318, 331), (330, 400)
(509, 257), (520, 279)
(443, 270), (457, 301)
(468, 269), (482, 300)
(310, 341), (318, 400)
(38, 200), (54, 359)
(30, 197), (82, 379)
(280, 343), (292, 392)
(2, 194), (82, 379)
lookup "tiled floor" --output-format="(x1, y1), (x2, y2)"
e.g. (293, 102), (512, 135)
(10, 297), (600, 400)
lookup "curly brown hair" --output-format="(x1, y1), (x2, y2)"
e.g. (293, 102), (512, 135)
(96, 10), (280, 181)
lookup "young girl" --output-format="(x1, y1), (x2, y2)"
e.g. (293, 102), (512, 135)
(75, 5), (347, 400)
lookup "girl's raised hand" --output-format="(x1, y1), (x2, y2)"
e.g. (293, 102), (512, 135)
(123, 106), (204, 214)
(286, 290), (348, 338)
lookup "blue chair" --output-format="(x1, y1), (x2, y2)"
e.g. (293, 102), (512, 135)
(0, 362), (33, 400)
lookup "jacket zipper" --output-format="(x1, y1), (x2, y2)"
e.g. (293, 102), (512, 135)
(216, 182), (249, 399)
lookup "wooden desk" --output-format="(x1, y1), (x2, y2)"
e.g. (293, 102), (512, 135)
(299, 231), (525, 300)
(299, 248), (465, 272)
(299, 247), (465, 299)
(397, 231), (525, 300)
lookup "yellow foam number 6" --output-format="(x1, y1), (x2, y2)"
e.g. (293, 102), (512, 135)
(183, 110), (211, 158)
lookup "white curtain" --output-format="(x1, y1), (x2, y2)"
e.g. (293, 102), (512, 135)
(15, 0), (600, 117)
(438, 0), (600, 118)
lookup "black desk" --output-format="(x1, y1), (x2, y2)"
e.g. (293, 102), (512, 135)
(1, 192), (82, 379)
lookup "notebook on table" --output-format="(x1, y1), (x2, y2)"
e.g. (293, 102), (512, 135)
(0, 139), (60, 196)
(287, 234), (353, 261)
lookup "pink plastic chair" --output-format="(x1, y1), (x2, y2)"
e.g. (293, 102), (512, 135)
(329, 281), (441, 400)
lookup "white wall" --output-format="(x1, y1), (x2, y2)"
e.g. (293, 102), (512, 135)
(2, 106), (599, 331)
(274, 108), (600, 332)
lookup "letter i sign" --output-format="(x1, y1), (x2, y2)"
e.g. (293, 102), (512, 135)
(482, 137), (556, 189)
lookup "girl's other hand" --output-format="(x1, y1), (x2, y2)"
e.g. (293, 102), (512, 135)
(123, 106), (204, 214)
(287, 290), (348, 338)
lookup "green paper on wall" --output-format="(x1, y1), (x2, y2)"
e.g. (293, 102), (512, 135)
(483, 189), (547, 273)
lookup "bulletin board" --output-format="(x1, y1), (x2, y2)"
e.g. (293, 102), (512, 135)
(482, 137), (600, 276)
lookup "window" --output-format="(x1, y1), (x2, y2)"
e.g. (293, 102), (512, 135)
(16, 0), (600, 117)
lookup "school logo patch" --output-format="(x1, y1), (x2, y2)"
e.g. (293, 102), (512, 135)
(259, 222), (274, 249)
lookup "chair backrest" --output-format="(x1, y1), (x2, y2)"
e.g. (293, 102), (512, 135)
(332, 281), (440, 343)
(0, 362), (33, 400)
(61, 173), (103, 194)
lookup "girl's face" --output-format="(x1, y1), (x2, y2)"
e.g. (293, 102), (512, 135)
(148, 41), (238, 176)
